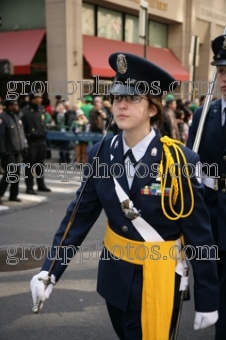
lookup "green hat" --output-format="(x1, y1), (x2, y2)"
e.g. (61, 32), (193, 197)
(189, 103), (198, 113)
(85, 95), (93, 102)
(164, 94), (175, 103)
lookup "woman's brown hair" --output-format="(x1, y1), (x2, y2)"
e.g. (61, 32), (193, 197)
(147, 93), (163, 128)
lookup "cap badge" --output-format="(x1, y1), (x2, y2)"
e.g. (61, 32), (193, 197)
(222, 36), (226, 50)
(117, 54), (127, 74)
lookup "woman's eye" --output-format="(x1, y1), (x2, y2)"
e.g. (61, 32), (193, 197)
(131, 96), (137, 101)
(114, 96), (121, 101)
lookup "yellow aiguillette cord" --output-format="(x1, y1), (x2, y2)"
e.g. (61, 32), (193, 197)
(159, 136), (194, 220)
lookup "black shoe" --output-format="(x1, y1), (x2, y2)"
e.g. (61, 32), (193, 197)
(37, 187), (51, 192)
(9, 197), (21, 202)
(26, 189), (37, 195)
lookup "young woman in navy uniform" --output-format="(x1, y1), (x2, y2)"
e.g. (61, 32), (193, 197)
(31, 53), (219, 339)
(187, 35), (226, 340)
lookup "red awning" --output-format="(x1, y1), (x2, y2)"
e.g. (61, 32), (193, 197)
(83, 35), (189, 81)
(0, 29), (46, 74)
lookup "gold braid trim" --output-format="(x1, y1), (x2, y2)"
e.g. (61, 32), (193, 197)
(159, 136), (194, 220)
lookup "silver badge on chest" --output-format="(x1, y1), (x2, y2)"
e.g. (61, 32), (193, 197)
(121, 199), (140, 220)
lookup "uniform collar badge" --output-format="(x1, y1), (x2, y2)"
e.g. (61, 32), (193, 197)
(117, 54), (127, 74)
(114, 141), (119, 148)
(151, 147), (157, 156)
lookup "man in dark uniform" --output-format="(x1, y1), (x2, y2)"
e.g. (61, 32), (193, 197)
(0, 98), (27, 203)
(187, 35), (226, 340)
(21, 90), (51, 195)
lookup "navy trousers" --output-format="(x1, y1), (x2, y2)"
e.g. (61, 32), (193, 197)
(106, 301), (179, 340)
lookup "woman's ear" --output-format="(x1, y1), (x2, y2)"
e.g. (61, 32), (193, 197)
(149, 104), (158, 117)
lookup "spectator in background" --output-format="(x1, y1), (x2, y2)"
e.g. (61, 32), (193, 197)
(55, 103), (70, 163)
(199, 95), (206, 106)
(89, 100), (107, 134)
(184, 100), (191, 109)
(55, 95), (62, 109)
(14, 102), (23, 119)
(189, 103), (198, 114)
(80, 95), (93, 120)
(175, 110), (186, 143)
(71, 109), (89, 164)
(0, 98), (27, 203)
(64, 101), (76, 129)
(19, 95), (30, 109)
(103, 99), (113, 127)
(21, 90), (51, 194)
(72, 103), (79, 116)
(183, 109), (193, 144)
(52, 95), (63, 122)
(176, 98), (184, 110)
(44, 99), (54, 117)
(160, 94), (180, 140)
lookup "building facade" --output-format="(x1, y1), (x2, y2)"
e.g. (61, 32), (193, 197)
(0, 0), (226, 103)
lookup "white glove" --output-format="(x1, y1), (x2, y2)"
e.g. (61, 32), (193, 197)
(193, 311), (218, 330)
(30, 270), (56, 310)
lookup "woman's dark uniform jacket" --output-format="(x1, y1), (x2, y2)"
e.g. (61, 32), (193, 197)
(42, 131), (219, 314)
(187, 99), (226, 251)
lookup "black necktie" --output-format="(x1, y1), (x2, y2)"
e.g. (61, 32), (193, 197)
(222, 108), (226, 141)
(124, 149), (139, 167)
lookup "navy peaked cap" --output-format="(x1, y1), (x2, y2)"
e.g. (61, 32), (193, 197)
(108, 52), (177, 95)
(211, 35), (226, 66)
(3, 96), (18, 106)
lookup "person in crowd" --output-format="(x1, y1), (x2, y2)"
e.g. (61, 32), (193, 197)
(21, 90), (51, 194)
(183, 109), (193, 144)
(89, 100), (107, 134)
(187, 35), (226, 340)
(19, 95), (30, 109)
(30, 52), (218, 340)
(44, 99), (54, 117)
(160, 94), (180, 140)
(189, 103), (198, 114)
(71, 109), (89, 164)
(63, 101), (76, 129)
(55, 103), (70, 163)
(175, 109), (186, 143)
(80, 95), (93, 120)
(199, 95), (206, 106)
(0, 98), (27, 203)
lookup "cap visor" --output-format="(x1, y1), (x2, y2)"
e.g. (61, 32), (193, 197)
(109, 84), (147, 95)
(211, 60), (226, 66)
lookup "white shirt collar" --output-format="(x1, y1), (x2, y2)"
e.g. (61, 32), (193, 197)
(122, 128), (156, 161)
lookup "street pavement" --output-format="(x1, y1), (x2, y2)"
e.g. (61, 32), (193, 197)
(0, 155), (216, 340)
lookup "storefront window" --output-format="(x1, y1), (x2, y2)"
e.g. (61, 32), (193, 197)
(98, 7), (122, 41)
(149, 21), (168, 48)
(125, 15), (139, 43)
(82, 3), (95, 36)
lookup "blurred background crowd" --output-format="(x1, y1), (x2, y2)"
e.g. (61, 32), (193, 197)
(0, 91), (218, 203)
